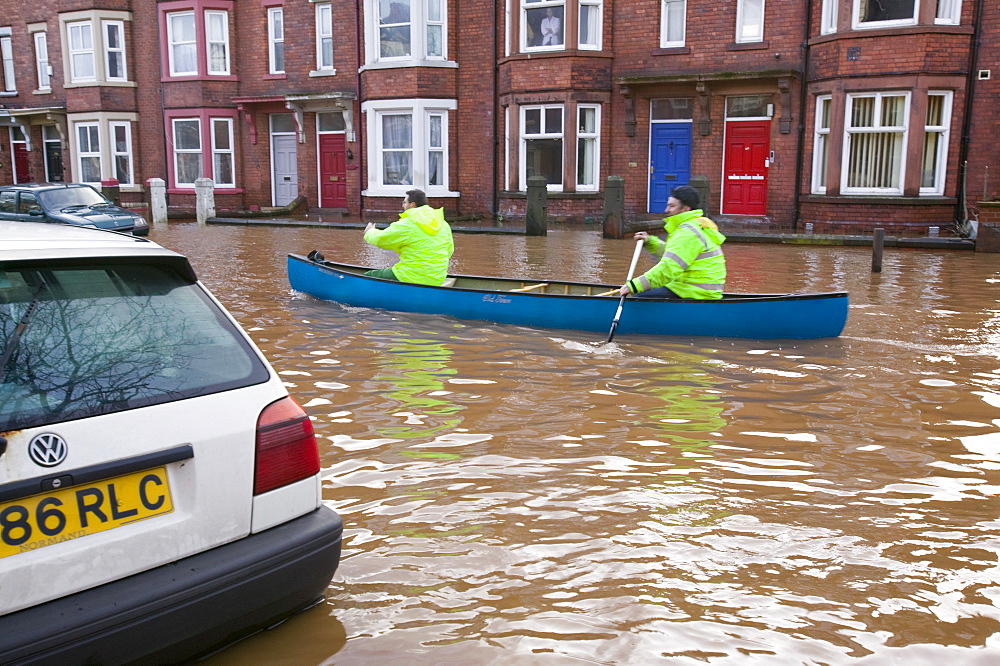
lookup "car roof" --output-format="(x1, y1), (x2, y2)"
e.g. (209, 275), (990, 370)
(0, 221), (196, 280)
(0, 183), (94, 191)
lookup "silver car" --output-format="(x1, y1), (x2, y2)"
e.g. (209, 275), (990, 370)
(0, 222), (342, 663)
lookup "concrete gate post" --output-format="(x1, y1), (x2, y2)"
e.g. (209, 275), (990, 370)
(526, 176), (548, 236)
(147, 178), (168, 226)
(602, 176), (625, 239)
(195, 177), (216, 225)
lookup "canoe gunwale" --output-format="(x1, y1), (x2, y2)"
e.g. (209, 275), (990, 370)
(287, 254), (848, 304)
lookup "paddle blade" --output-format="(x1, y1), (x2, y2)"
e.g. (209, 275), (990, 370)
(606, 296), (627, 343)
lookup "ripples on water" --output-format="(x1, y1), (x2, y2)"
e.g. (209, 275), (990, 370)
(156, 224), (1000, 664)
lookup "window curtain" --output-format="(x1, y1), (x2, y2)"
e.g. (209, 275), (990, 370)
(382, 114), (413, 185)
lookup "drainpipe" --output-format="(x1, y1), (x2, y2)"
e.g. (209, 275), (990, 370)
(792, 0), (813, 233)
(492, 1), (502, 220)
(956, 0), (985, 227)
(356, 0), (365, 221)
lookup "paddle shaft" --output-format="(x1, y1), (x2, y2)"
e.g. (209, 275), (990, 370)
(606, 238), (645, 343)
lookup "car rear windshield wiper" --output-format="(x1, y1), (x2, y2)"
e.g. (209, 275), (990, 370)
(0, 281), (47, 384)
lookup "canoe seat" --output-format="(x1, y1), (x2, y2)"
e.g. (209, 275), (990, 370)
(510, 283), (548, 293)
(441, 277), (457, 287)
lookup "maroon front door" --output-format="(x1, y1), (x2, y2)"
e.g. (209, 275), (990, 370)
(319, 134), (347, 208)
(13, 143), (32, 183)
(722, 120), (769, 215)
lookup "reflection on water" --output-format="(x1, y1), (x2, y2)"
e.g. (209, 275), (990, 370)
(153, 223), (1000, 664)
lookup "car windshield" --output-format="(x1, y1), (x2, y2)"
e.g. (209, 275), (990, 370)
(0, 263), (270, 431)
(37, 186), (109, 209)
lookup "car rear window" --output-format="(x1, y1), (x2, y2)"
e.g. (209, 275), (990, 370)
(0, 262), (270, 431)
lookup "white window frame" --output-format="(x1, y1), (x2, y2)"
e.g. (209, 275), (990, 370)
(68, 21), (96, 83)
(852, 0), (917, 29)
(812, 95), (831, 194)
(268, 7), (285, 75)
(821, 0), (838, 34)
(75, 122), (102, 185)
(109, 120), (133, 186)
(205, 10), (231, 76)
(0, 34), (14, 93)
(660, 0), (687, 48)
(736, 0), (765, 43)
(519, 103), (565, 192)
(841, 92), (910, 195)
(365, 0), (450, 67)
(576, 104), (600, 191)
(103, 20), (127, 82)
(935, 0), (962, 24)
(578, 0), (602, 50)
(34, 31), (51, 91)
(920, 91), (952, 195)
(167, 12), (198, 76)
(315, 2), (334, 72)
(172, 117), (203, 188)
(522, 0), (565, 53)
(361, 98), (458, 197)
(211, 117), (235, 188)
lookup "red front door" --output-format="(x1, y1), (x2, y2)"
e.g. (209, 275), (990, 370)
(13, 143), (32, 183)
(722, 120), (769, 215)
(319, 134), (347, 208)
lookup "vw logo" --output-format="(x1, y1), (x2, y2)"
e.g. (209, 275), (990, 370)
(28, 433), (68, 467)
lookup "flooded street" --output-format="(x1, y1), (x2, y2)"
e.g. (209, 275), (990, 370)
(151, 222), (1000, 664)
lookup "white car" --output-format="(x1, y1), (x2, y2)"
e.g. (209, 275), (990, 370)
(0, 222), (342, 663)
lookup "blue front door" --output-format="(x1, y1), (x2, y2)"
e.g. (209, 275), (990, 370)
(648, 123), (692, 214)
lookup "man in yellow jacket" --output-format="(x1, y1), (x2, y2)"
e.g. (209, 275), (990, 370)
(363, 189), (454, 286)
(618, 185), (726, 300)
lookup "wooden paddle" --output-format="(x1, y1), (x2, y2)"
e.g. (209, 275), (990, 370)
(605, 237), (645, 343)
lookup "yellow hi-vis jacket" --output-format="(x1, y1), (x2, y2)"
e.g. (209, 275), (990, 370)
(364, 205), (454, 286)
(625, 208), (726, 299)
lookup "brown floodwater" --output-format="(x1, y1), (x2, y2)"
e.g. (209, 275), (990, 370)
(151, 222), (1000, 665)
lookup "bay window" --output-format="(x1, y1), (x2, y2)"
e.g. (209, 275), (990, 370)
(521, 104), (563, 191)
(167, 110), (238, 189)
(363, 99), (456, 196)
(69, 116), (137, 186)
(842, 92), (909, 194)
(61, 10), (133, 85)
(161, 3), (233, 79)
(366, 0), (448, 66)
(660, 0), (686, 48)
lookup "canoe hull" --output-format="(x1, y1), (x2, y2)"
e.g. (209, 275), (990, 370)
(287, 255), (848, 339)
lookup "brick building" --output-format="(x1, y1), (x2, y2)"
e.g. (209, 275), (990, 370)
(0, 0), (993, 233)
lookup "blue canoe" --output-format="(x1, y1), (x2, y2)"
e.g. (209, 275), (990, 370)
(287, 254), (848, 339)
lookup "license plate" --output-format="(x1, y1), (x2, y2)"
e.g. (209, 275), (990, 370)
(0, 466), (174, 558)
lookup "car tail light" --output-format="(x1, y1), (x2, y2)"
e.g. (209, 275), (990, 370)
(254, 396), (320, 495)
